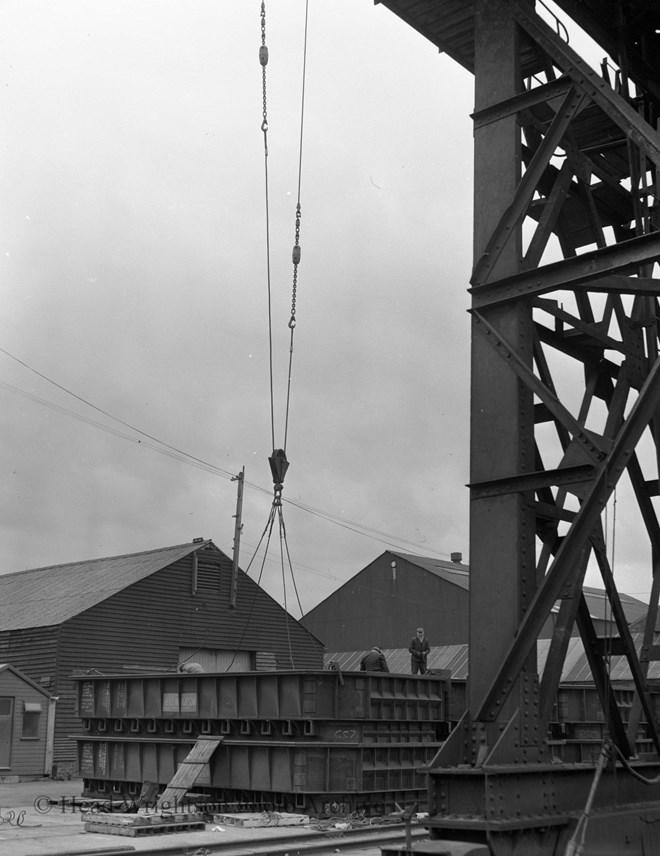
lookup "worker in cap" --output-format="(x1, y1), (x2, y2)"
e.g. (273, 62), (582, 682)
(409, 627), (430, 675)
(360, 646), (390, 672)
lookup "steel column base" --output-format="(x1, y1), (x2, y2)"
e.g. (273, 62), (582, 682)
(424, 761), (660, 855)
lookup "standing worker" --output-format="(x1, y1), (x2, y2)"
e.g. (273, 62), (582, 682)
(409, 628), (430, 674)
(360, 646), (389, 672)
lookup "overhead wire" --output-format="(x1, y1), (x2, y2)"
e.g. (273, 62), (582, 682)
(0, 349), (239, 481)
(0, 361), (452, 561)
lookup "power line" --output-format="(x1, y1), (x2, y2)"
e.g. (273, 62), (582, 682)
(0, 349), (454, 563)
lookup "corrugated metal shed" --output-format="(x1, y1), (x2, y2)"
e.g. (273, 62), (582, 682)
(391, 552), (470, 591)
(327, 633), (660, 683)
(326, 645), (470, 677)
(0, 541), (209, 630)
(580, 587), (648, 627)
(303, 551), (473, 650)
(305, 549), (650, 653)
(393, 553), (647, 624)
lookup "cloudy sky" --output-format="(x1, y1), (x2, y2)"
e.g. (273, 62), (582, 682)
(0, 1), (652, 614)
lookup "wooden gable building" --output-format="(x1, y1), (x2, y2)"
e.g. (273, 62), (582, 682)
(304, 550), (649, 654)
(0, 540), (324, 767)
(0, 663), (55, 779)
(304, 551), (471, 652)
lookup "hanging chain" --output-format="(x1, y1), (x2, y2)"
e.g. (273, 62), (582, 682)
(259, 1), (275, 452)
(289, 204), (301, 330)
(283, 0), (309, 452)
(260, 2), (269, 155)
(260, 0), (310, 472)
(255, 2), (310, 652)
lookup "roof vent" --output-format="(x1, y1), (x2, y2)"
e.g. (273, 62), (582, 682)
(450, 552), (463, 564)
(193, 537), (205, 543)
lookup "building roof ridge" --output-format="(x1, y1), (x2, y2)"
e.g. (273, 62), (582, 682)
(0, 539), (214, 579)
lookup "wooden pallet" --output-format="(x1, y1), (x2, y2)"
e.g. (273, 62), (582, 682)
(84, 819), (206, 837)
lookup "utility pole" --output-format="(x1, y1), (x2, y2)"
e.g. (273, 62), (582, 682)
(229, 467), (244, 609)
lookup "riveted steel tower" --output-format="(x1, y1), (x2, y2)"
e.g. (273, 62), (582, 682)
(377, 1), (660, 853)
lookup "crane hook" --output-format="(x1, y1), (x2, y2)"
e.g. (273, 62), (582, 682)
(268, 448), (290, 504)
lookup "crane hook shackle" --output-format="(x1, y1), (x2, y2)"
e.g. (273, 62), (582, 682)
(269, 449), (290, 503)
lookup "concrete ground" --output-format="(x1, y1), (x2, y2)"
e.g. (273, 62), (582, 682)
(0, 777), (411, 855)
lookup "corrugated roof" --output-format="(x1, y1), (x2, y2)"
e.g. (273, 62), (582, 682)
(389, 553), (648, 624)
(390, 552), (470, 591)
(326, 646), (470, 678)
(327, 633), (660, 683)
(581, 586), (649, 626)
(0, 541), (214, 631)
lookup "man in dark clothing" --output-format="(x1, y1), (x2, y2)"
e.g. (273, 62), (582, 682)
(409, 627), (430, 674)
(360, 647), (389, 672)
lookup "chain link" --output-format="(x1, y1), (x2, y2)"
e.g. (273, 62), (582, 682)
(289, 204), (301, 328)
(260, 2), (269, 152)
(258, 0), (309, 455)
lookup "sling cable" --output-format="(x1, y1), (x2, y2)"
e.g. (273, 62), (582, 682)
(252, 0), (310, 668)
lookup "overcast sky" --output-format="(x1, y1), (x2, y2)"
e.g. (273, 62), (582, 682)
(0, 1), (652, 615)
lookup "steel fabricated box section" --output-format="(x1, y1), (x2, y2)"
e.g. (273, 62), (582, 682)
(76, 670), (449, 723)
(77, 736), (437, 794)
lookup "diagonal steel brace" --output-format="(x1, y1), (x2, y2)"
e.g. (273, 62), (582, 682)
(475, 352), (660, 722)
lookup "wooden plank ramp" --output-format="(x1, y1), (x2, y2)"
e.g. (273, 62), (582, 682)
(157, 735), (222, 811)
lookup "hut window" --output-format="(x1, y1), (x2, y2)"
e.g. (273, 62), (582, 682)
(22, 702), (42, 739)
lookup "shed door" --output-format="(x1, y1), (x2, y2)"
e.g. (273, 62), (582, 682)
(178, 648), (251, 672)
(0, 697), (14, 768)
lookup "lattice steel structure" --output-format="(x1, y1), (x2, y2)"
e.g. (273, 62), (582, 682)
(377, 1), (660, 853)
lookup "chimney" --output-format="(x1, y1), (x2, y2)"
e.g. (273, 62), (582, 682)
(450, 552), (463, 564)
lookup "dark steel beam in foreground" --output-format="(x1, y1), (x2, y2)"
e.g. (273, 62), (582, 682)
(476, 354), (660, 722)
(470, 231), (660, 308)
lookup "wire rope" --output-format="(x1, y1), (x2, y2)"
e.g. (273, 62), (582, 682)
(277, 507), (294, 667)
(283, 0), (309, 454)
(224, 503), (278, 672)
(563, 740), (610, 856)
(254, 0), (311, 666)
(280, 509), (308, 623)
(260, 0), (276, 453)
